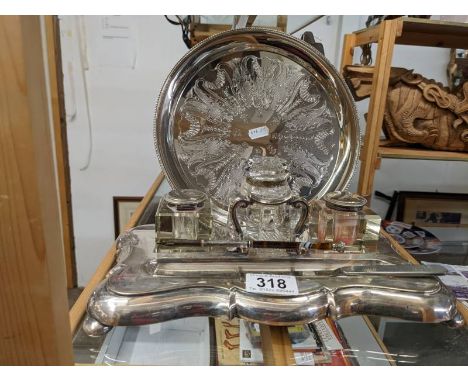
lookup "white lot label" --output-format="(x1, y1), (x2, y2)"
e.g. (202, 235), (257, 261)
(248, 126), (269, 140)
(294, 352), (315, 366)
(245, 273), (299, 296)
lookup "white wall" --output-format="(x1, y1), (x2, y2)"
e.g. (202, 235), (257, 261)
(60, 16), (182, 285)
(61, 16), (467, 286)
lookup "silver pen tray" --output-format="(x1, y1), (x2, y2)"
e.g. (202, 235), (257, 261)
(154, 28), (360, 222)
(83, 227), (463, 336)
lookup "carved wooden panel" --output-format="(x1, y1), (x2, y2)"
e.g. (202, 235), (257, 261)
(345, 65), (468, 152)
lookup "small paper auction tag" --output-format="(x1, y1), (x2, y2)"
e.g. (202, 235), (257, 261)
(294, 352), (315, 366)
(248, 126), (269, 140)
(245, 273), (299, 296)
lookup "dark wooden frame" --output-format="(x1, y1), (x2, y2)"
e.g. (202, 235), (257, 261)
(113, 196), (143, 239)
(396, 191), (468, 227)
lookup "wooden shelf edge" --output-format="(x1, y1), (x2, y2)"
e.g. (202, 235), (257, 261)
(361, 316), (396, 366)
(260, 325), (295, 366)
(69, 172), (165, 335)
(398, 17), (468, 49)
(378, 145), (468, 161)
(457, 301), (468, 324)
(353, 18), (403, 46)
(352, 17), (468, 49)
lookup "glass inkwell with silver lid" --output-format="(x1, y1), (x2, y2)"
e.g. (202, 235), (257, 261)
(230, 157), (308, 241)
(314, 191), (368, 246)
(156, 189), (211, 241)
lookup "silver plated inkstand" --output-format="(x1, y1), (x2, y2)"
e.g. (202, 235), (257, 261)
(83, 28), (464, 337)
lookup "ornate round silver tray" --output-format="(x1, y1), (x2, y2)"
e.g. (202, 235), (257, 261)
(154, 28), (360, 221)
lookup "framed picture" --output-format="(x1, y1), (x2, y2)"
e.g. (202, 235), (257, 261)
(396, 191), (468, 228)
(113, 196), (143, 238)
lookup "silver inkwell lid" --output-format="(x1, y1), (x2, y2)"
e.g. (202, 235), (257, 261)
(323, 191), (367, 212)
(165, 189), (207, 212)
(242, 157), (292, 204)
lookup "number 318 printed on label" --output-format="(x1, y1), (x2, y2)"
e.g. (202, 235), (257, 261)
(245, 273), (299, 296)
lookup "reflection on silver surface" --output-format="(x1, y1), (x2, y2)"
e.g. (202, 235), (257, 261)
(83, 227), (464, 337)
(154, 28), (359, 222)
(85, 274), (460, 332)
(83, 313), (112, 337)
